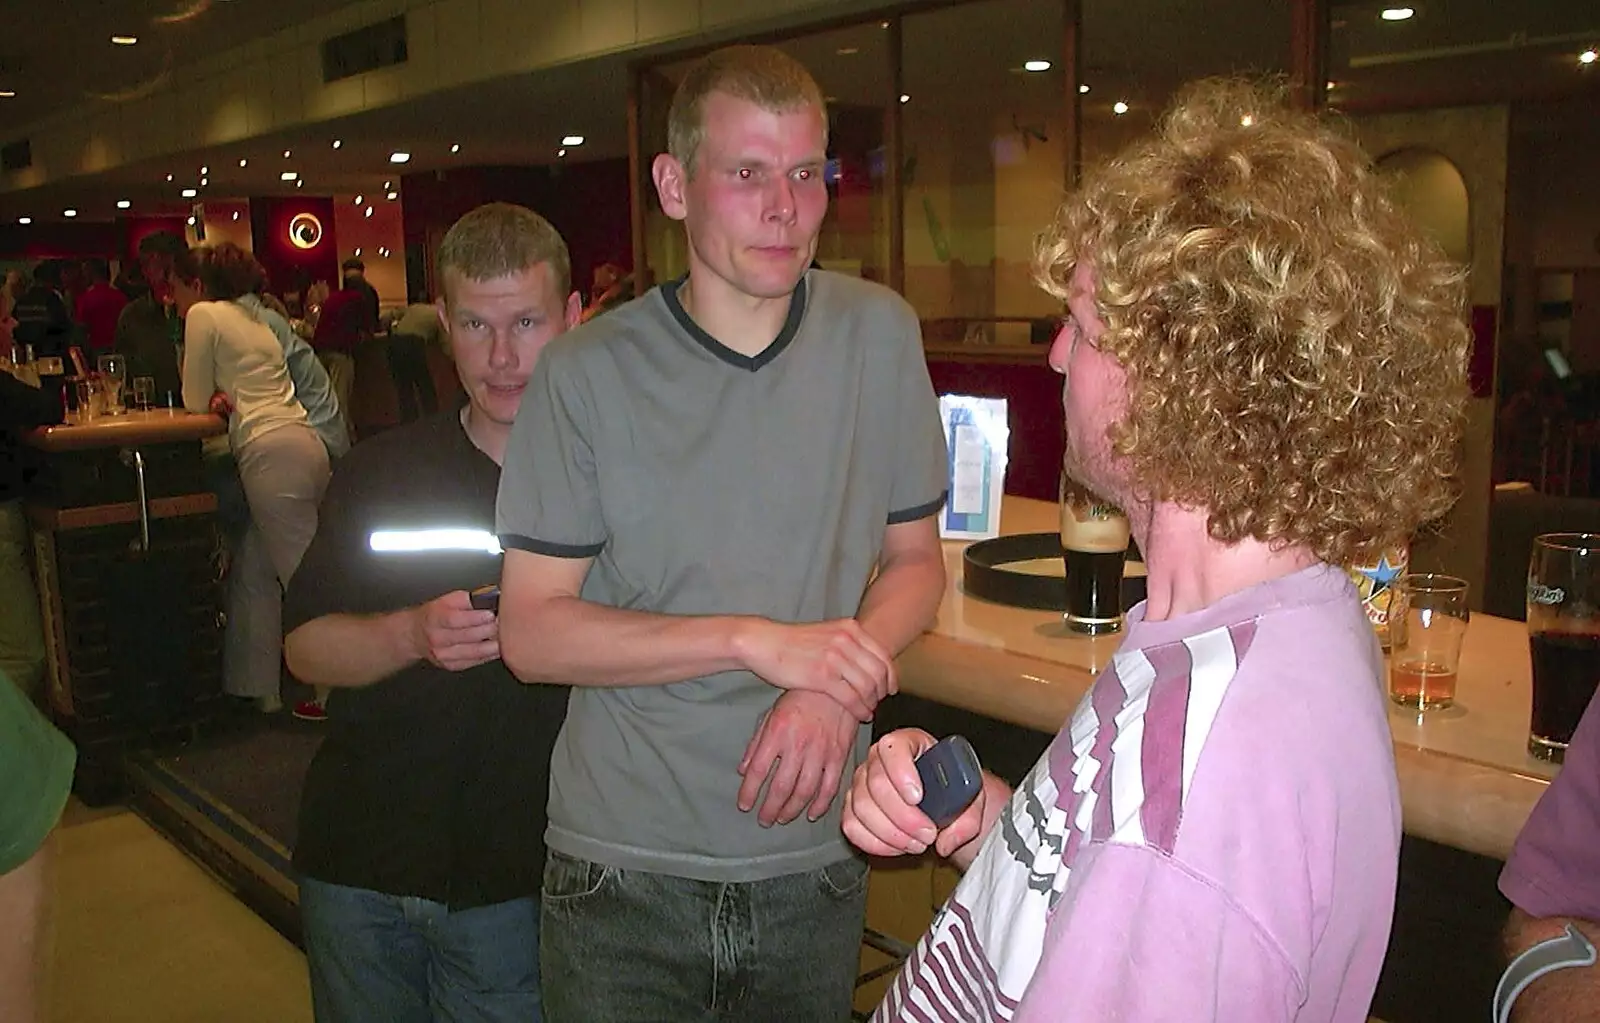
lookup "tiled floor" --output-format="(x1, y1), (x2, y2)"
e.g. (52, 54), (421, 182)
(43, 800), (312, 1023)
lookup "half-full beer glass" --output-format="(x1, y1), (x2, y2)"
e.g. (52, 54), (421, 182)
(1059, 475), (1129, 636)
(1527, 533), (1600, 763)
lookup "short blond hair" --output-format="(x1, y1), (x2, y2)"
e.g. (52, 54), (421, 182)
(436, 203), (570, 296)
(667, 45), (828, 175)
(1035, 79), (1470, 566)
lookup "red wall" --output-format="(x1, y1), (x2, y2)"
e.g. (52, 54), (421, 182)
(0, 221), (122, 261)
(928, 359), (1064, 502)
(400, 160), (632, 297)
(249, 196), (340, 299)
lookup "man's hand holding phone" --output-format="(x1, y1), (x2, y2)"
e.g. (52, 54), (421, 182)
(843, 729), (1000, 867)
(408, 590), (499, 671)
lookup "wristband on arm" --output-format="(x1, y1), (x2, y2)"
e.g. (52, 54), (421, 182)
(1493, 923), (1597, 1023)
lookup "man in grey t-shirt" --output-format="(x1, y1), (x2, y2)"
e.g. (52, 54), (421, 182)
(496, 45), (948, 1022)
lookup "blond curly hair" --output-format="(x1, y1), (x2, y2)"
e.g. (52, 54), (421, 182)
(1035, 79), (1470, 566)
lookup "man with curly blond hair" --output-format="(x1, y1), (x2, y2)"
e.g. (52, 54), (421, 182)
(844, 78), (1470, 1022)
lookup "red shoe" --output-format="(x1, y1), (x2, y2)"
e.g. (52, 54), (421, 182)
(292, 700), (328, 722)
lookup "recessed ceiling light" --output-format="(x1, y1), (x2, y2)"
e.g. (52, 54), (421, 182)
(1112, 100), (1130, 115)
(386, 191), (399, 200)
(353, 194), (363, 205)
(364, 206), (373, 218)
(18, 216), (30, 224)
(181, 188), (197, 197)
(389, 151), (411, 163)
(280, 171), (298, 181)
(165, 173), (174, 181)
(283, 149), (291, 158)
(354, 247), (362, 257)
(451, 143), (461, 153)
(111, 35), (138, 46)
(63, 208), (77, 218)
(239, 158), (248, 167)
(117, 199), (131, 209)
(1581, 48), (1598, 65)
(200, 177), (208, 186)
(836, 47), (859, 56)
(558, 148), (567, 158)
(384, 180), (392, 189)
(232, 212), (240, 221)
(1023, 60), (1051, 72)
(296, 179), (304, 188)
(332, 139), (342, 149)
(899, 94), (910, 103)
(561, 135), (585, 146)
(200, 165), (208, 174)
(1380, 7), (1414, 21)
(0, 91), (15, 99)
(1079, 83), (1090, 94)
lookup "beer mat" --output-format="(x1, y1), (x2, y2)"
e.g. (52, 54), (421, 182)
(962, 532), (1146, 612)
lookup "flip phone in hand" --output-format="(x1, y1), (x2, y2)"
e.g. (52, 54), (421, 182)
(469, 584), (501, 613)
(915, 735), (983, 829)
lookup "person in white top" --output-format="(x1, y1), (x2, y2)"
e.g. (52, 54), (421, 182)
(177, 243), (331, 711)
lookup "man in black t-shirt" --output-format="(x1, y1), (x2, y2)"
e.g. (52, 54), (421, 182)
(282, 204), (582, 1023)
(11, 262), (73, 361)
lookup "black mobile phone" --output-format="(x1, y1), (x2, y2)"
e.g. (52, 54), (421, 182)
(915, 735), (983, 829)
(469, 584), (500, 613)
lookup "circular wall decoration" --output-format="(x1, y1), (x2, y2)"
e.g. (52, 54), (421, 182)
(288, 213), (324, 250)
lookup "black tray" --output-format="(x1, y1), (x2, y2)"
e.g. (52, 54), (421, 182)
(962, 532), (1146, 612)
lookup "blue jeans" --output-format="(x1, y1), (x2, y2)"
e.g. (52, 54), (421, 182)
(539, 850), (870, 1023)
(299, 877), (541, 1023)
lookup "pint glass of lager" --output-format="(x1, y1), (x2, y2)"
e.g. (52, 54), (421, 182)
(1059, 476), (1130, 636)
(1527, 533), (1600, 763)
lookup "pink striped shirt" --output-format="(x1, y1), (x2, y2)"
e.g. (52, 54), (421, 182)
(874, 564), (1401, 1023)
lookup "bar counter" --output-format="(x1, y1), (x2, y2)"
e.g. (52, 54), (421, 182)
(25, 407), (229, 803)
(900, 496), (1555, 861)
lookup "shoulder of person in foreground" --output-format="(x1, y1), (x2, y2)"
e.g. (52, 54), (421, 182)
(806, 270), (921, 339)
(1019, 581), (1397, 1021)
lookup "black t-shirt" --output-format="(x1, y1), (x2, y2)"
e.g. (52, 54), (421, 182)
(11, 285), (72, 358)
(284, 408), (569, 908)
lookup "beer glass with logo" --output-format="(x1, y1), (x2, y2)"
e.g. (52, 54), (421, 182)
(1059, 475), (1129, 636)
(1527, 533), (1600, 763)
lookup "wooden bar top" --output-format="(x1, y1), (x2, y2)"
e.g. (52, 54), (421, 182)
(26, 409), (226, 453)
(900, 496), (1555, 861)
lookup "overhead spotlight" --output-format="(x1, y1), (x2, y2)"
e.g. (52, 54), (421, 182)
(18, 216), (31, 224)
(389, 151), (411, 163)
(280, 171), (298, 181)
(1581, 48), (1598, 65)
(1023, 60), (1051, 72)
(1079, 83), (1090, 94)
(232, 212), (240, 221)
(111, 35), (138, 45)
(386, 191), (399, 200)
(1380, 7), (1414, 20)
(296, 179), (304, 188)
(283, 149), (291, 158)
(558, 148), (567, 158)
(200, 177), (208, 186)
(181, 187), (198, 197)
(364, 206), (373, 218)
(166, 173), (174, 181)
(451, 143), (461, 153)
(63, 208), (77, 218)
(200, 165), (208, 174)
(383, 180), (392, 189)
(899, 93), (910, 103)
(239, 158), (248, 167)
(561, 135), (585, 146)
(1113, 100), (1130, 115)
(332, 139), (342, 149)
(117, 199), (131, 209)
(354, 247), (362, 257)
(353, 194), (363, 205)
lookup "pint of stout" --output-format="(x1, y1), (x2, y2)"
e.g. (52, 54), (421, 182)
(1059, 479), (1130, 635)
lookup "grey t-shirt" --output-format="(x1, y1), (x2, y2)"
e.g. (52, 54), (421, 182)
(497, 270), (948, 882)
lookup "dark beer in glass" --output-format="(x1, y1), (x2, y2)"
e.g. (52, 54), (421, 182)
(1059, 477), (1129, 636)
(1527, 534), (1600, 763)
